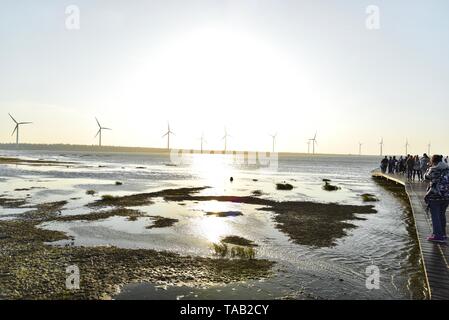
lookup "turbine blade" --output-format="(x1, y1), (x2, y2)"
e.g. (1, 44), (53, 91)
(102, 127), (112, 130)
(19, 122), (32, 125)
(95, 129), (101, 138)
(11, 125), (17, 136)
(9, 113), (18, 124)
(162, 132), (168, 137)
(95, 117), (101, 128)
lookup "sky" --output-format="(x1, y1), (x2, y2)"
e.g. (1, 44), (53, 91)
(1, 0), (448, 155)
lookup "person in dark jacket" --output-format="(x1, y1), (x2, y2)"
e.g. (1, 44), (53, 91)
(406, 155), (415, 181)
(424, 155), (449, 242)
(380, 156), (388, 173)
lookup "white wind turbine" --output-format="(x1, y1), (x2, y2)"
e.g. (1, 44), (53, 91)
(9, 113), (32, 145)
(309, 131), (318, 154)
(405, 138), (410, 155)
(427, 142), (431, 155)
(306, 140), (311, 154)
(358, 142), (363, 156)
(199, 132), (206, 153)
(222, 127), (231, 152)
(94, 117), (111, 147)
(162, 122), (174, 150)
(269, 133), (277, 153)
(379, 137), (384, 156)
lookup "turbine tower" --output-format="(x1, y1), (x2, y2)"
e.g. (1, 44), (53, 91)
(199, 132), (206, 153)
(269, 133), (277, 153)
(405, 138), (410, 155)
(162, 122), (174, 150)
(358, 142), (362, 156)
(379, 137), (384, 156)
(222, 127), (231, 152)
(309, 131), (318, 154)
(307, 140), (311, 154)
(428, 142), (431, 155)
(94, 117), (111, 147)
(9, 113), (32, 145)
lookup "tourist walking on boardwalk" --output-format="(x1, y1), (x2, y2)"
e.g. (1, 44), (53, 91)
(388, 156), (394, 173)
(424, 155), (449, 243)
(380, 156), (389, 173)
(406, 155), (415, 181)
(420, 154), (430, 178)
(413, 155), (422, 181)
(398, 156), (406, 174)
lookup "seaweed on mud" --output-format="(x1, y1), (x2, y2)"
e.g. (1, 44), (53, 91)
(0, 196), (28, 208)
(51, 208), (144, 222)
(360, 193), (379, 202)
(0, 157), (74, 166)
(323, 181), (340, 191)
(221, 236), (257, 247)
(88, 187), (209, 208)
(276, 183), (294, 190)
(145, 216), (179, 229)
(157, 193), (376, 247)
(0, 217), (274, 300)
(205, 211), (243, 217)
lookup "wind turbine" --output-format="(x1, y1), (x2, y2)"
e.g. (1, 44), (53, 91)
(94, 117), (111, 147)
(199, 132), (206, 153)
(379, 137), (384, 156)
(309, 131), (318, 154)
(162, 122), (174, 150)
(358, 142), (363, 156)
(427, 142), (431, 155)
(9, 113), (32, 145)
(222, 127), (231, 152)
(405, 138), (410, 155)
(269, 133), (277, 153)
(307, 140), (311, 154)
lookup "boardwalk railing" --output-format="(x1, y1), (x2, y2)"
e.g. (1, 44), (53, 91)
(372, 169), (449, 300)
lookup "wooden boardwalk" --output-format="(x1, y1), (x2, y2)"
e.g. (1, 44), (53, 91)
(372, 170), (449, 300)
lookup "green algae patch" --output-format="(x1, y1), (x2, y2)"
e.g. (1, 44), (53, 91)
(361, 193), (379, 202)
(51, 208), (144, 222)
(221, 236), (257, 247)
(0, 205), (274, 300)
(88, 187), (209, 208)
(323, 181), (340, 191)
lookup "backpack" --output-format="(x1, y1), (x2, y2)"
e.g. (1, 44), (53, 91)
(435, 169), (449, 199)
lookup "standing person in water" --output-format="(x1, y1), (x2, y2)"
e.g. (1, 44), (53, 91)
(424, 155), (449, 242)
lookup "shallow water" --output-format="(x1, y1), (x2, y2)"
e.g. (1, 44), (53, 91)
(0, 149), (427, 299)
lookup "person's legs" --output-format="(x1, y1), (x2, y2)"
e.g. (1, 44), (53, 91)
(441, 201), (449, 238)
(429, 200), (445, 239)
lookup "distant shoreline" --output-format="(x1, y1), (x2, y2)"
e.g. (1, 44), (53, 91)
(0, 143), (379, 158)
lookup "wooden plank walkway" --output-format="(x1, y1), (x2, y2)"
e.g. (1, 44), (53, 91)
(372, 169), (449, 300)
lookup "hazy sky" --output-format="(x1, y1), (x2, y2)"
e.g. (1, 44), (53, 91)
(1, 0), (448, 155)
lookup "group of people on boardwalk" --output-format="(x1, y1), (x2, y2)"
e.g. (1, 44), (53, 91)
(379, 154), (449, 243)
(380, 154), (449, 181)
